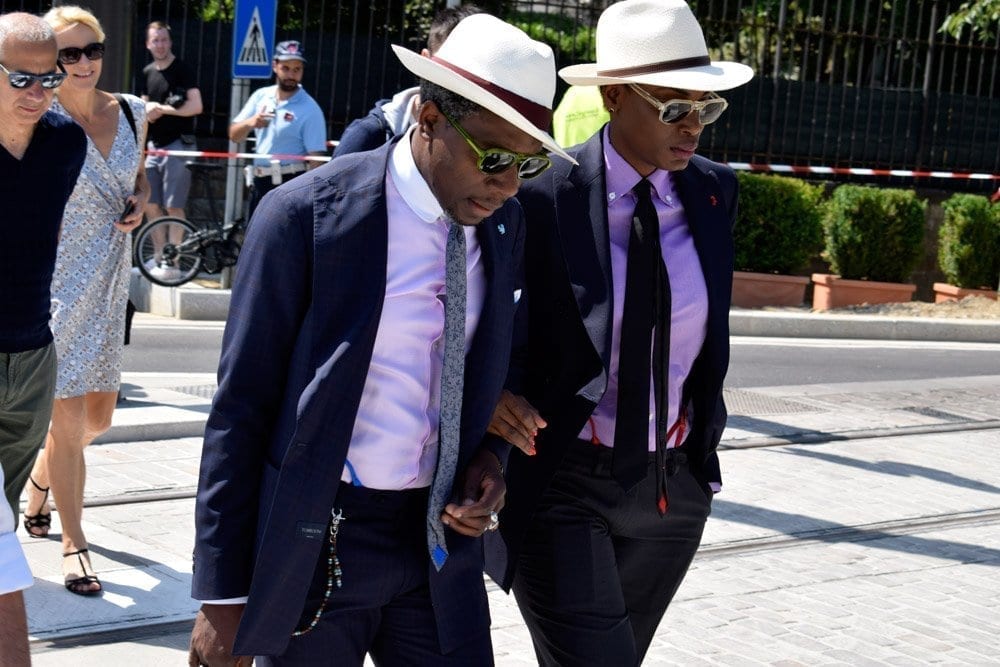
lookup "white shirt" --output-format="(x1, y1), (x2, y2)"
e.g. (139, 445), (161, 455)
(0, 468), (33, 594)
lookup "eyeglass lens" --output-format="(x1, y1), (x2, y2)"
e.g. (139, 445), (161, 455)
(661, 99), (727, 125)
(0, 63), (65, 89)
(58, 42), (105, 65)
(480, 151), (550, 179)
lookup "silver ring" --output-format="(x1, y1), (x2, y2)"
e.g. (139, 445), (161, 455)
(487, 510), (500, 531)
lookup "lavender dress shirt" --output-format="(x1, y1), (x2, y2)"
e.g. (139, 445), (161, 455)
(578, 128), (709, 452)
(340, 130), (486, 490)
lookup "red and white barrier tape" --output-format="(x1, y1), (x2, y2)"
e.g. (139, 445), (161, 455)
(729, 162), (1000, 181)
(144, 148), (331, 163)
(145, 148), (999, 181)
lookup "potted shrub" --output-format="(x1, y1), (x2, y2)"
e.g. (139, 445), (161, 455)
(813, 185), (925, 310)
(934, 193), (1000, 302)
(731, 173), (825, 307)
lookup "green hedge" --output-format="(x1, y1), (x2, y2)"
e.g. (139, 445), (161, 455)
(822, 185), (925, 283)
(734, 173), (824, 274)
(938, 194), (1000, 289)
(509, 11), (597, 62)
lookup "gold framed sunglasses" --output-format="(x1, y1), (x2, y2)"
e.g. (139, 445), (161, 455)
(0, 62), (66, 89)
(441, 109), (552, 180)
(628, 84), (728, 125)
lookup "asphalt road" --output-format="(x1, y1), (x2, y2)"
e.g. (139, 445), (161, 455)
(123, 319), (1000, 388)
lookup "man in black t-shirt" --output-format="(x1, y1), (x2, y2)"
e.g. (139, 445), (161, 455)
(141, 21), (202, 221)
(0, 12), (86, 530)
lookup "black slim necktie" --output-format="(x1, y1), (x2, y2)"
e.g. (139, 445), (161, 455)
(613, 179), (668, 492)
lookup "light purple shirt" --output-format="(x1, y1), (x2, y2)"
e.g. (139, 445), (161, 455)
(578, 127), (708, 451)
(341, 129), (486, 490)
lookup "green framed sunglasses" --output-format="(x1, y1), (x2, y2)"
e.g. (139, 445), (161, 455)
(441, 109), (552, 180)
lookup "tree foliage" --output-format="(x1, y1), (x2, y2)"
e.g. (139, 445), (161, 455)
(940, 0), (1000, 41)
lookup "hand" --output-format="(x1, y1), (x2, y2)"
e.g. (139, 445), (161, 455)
(442, 449), (505, 537)
(114, 196), (143, 233)
(486, 390), (546, 456)
(188, 604), (251, 667)
(252, 111), (275, 128)
(145, 101), (164, 122)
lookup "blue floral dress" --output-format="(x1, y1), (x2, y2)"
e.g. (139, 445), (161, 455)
(49, 94), (146, 398)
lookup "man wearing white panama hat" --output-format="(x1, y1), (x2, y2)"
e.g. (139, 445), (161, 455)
(188, 13), (572, 666)
(484, 0), (753, 664)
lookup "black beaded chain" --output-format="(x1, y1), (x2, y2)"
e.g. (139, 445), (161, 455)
(291, 509), (345, 637)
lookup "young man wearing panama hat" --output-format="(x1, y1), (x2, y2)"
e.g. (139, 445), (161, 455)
(484, 0), (753, 663)
(188, 13), (572, 666)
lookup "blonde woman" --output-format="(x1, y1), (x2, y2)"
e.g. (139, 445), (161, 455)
(22, 6), (148, 596)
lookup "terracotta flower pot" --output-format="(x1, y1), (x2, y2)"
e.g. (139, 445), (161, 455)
(811, 274), (917, 311)
(732, 271), (810, 308)
(932, 282), (999, 304)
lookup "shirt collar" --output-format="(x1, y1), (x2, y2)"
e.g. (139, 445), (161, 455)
(602, 125), (678, 208)
(389, 126), (444, 224)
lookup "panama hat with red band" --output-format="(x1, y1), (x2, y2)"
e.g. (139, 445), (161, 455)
(392, 13), (575, 164)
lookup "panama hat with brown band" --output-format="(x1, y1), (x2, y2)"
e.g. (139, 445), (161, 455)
(392, 13), (575, 163)
(560, 0), (754, 92)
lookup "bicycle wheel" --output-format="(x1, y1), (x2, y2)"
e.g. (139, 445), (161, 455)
(134, 216), (205, 287)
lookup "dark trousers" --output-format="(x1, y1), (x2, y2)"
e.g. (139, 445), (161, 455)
(256, 483), (493, 667)
(0, 344), (56, 517)
(512, 440), (712, 667)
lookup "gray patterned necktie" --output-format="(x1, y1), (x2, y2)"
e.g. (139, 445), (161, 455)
(427, 221), (467, 571)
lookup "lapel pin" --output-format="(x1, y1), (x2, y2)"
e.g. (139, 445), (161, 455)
(497, 223), (506, 235)
(709, 195), (718, 207)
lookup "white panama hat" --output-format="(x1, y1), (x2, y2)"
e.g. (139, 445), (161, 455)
(560, 0), (754, 91)
(392, 13), (574, 163)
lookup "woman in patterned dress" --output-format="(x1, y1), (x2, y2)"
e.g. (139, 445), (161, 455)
(21, 6), (149, 596)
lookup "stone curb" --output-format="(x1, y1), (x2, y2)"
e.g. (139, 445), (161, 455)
(131, 278), (1000, 342)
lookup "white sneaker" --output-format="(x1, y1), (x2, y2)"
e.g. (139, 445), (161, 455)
(149, 265), (184, 282)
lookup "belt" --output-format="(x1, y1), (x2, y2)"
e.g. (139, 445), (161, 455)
(252, 163), (307, 177)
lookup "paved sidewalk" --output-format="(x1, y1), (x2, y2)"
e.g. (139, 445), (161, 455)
(18, 369), (1000, 663)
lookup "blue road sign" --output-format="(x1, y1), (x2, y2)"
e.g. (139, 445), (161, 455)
(232, 0), (277, 78)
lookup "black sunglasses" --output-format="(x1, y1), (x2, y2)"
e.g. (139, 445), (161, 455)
(0, 62), (66, 89)
(440, 109), (552, 180)
(628, 84), (729, 126)
(58, 42), (105, 65)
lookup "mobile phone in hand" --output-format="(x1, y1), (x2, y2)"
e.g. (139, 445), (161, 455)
(119, 200), (136, 223)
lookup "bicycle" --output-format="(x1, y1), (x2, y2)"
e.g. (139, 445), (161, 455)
(134, 161), (246, 287)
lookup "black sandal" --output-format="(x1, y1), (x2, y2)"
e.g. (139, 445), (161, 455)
(22, 476), (51, 538)
(63, 548), (102, 596)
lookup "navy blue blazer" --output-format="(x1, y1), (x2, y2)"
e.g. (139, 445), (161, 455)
(484, 131), (737, 590)
(191, 140), (525, 655)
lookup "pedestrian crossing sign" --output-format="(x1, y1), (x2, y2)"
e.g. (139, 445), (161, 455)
(232, 0), (277, 78)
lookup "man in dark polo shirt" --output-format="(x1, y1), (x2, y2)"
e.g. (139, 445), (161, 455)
(0, 12), (87, 518)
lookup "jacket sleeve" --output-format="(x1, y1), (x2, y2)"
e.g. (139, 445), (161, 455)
(333, 106), (392, 157)
(191, 184), (313, 600)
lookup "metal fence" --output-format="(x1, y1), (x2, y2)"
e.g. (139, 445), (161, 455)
(3, 0), (997, 191)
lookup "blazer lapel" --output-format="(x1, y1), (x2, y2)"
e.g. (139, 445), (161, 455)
(672, 162), (731, 336)
(557, 134), (615, 387)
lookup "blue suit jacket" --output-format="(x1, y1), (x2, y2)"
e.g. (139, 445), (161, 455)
(191, 140), (525, 655)
(484, 131), (737, 589)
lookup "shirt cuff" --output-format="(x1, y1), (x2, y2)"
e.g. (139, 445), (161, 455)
(198, 596), (249, 605)
(709, 482), (722, 494)
(0, 532), (33, 594)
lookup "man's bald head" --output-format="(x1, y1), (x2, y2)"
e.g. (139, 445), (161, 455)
(0, 12), (56, 60)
